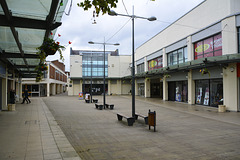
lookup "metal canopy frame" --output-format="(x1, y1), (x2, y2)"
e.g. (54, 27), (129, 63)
(0, 0), (66, 78)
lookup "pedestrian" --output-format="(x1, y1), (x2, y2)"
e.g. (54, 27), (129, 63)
(21, 89), (31, 104)
(10, 89), (16, 104)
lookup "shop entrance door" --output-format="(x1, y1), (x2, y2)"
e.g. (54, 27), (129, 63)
(151, 83), (161, 98)
(168, 82), (175, 101)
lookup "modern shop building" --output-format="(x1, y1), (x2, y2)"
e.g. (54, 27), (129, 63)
(134, 0), (240, 111)
(22, 60), (68, 97)
(68, 49), (131, 96)
(69, 0), (240, 112)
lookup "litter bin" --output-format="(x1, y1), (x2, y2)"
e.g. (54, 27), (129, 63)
(148, 109), (156, 132)
(218, 105), (226, 112)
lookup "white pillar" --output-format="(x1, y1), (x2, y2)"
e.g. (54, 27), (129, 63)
(188, 70), (195, 104)
(163, 77), (168, 101)
(19, 80), (22, 99)
(145, 78), (150, 98)
(2, 77), (7, 110)
(52, 83), (56, 95)
(223, 63), (238, 111)
(47, 83), (50, 97)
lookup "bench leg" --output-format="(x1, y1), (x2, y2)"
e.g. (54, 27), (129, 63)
(127, 118), (135, 126)
(117, 114), (123, 121)
(134, 115), (138, 120)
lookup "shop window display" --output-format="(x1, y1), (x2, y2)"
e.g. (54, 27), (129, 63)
(195, 79), (223, 107)
(175, 81), (188, 102)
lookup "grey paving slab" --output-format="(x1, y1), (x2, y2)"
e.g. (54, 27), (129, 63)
(0, 98), (81, 160)
(42, 94), (240, 160)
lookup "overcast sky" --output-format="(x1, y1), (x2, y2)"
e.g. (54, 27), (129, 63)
(47, 0), (205, 71)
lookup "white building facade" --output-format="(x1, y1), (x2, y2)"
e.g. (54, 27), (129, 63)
(134, 0), (240, 111)
(69, 49), (131, 96)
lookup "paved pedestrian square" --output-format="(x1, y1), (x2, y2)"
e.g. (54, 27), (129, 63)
(42, 94), (240, 160)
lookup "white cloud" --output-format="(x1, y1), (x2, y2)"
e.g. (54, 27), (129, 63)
(47, 0), (205, 71)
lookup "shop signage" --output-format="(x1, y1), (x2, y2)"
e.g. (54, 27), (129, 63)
(148, 56), (162, 71)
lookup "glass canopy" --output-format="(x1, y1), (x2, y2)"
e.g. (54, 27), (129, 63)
(0, 0), (68, 78)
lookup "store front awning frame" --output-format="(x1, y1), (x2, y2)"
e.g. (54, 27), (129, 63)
(0, 0), (66, 78)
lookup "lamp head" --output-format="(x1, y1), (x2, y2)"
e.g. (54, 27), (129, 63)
(88, 41), (94, 44)
(108, 10), (117, 16)
(147, 16), (157, 21)
(114, 43), (120, 46)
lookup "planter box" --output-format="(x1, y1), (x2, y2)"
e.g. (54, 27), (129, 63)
(218, 105), (226, 112)
(8, 104), (16, 111)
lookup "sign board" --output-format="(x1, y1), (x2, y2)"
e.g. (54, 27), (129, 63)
(79, 92), (83, 100)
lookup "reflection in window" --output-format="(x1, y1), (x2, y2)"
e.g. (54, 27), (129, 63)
(194, 33), (222, 59)
(167, 47), (187, 66)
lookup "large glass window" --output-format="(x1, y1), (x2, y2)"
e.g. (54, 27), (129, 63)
(82, 53), (108, 77)
(195, 79), (223, 107)
(194, 33), (222, 59)
(137, 63), (144, 73)
(167, 47), (187, 66)
(238, 28), (240, 53)
(148, 56), (163, 71)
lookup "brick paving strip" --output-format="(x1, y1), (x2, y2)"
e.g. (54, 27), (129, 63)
(40, 98), (81, 160)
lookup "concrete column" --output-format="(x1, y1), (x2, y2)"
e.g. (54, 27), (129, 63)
(47, 83), (50, 97)
(2, 78), (7, 110)
(118, 80), (122, 94)
(60, 84), (63, 93)
(163, 77), (168, 101)
(145, 78), (150, 98)
(188, 70), (195, 104)
(144, 57), (148, 72)
(162, 48), (167, 67)
(57, 84), (60, 94)
(187, 36), (193, 61)
(52, 83), (56, 96)
(223, 63), (238, 111)
(108, 80), (111, 95)
(222, 16), (237, 55)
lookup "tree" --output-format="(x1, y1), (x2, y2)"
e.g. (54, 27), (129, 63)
(77, 0), (118, 15)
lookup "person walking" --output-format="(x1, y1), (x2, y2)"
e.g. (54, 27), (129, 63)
(21, 89), (31, 104)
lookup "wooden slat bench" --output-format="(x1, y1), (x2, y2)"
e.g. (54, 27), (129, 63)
(135, 113), (148, 124)
(105, 104), (114, 110)
(117, 113), (135, 126)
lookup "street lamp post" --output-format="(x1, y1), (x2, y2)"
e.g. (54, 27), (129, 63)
(88, 40), (119, 109)
(109, 7), (156, 119)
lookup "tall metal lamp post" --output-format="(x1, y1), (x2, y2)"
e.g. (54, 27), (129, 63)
(109, 7), (156, 118)
(88, 40), (120, 109)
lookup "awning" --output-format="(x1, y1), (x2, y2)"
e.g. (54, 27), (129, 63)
(0, 0), (68, 78)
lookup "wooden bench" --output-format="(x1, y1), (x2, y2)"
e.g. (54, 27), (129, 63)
(85, 99), (90, 103)
(105, 104), (114, 110)
(117, 113), (135, 126)
(135, 113), (148, 124)
(93, 99), (98, 103)
(95, 104), (103, 110)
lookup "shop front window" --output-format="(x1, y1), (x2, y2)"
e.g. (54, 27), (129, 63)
(195, 79), (223, 107)
(167, 46), (187, 66)
(175, 81), (188, 102)
(194, 33), (222, 60)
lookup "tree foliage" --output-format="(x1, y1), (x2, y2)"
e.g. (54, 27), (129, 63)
(77, 0), (118, 15)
